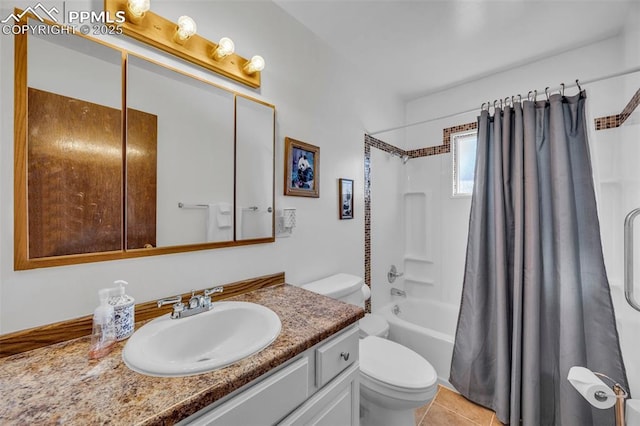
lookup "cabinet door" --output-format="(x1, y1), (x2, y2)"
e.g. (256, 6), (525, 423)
(186, 357), (309, 426)
(279, 363), (359, 426)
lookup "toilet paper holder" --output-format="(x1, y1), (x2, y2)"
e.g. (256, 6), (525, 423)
(568, 366), (628, 426)
(594, 372), (628, 426)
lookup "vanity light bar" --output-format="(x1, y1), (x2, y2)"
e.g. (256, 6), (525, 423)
(104, 0), (263, 88)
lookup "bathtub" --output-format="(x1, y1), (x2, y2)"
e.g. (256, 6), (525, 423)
(379, 298), (458, 384)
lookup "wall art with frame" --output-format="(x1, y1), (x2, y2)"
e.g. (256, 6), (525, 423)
(284, 137), (320, 198)
(339, 178), (354, 219)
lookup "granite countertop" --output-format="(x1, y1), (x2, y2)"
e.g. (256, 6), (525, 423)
(0, 284), (364, 425)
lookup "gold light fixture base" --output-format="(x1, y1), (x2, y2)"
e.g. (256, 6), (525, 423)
(105, 0), (261, 88)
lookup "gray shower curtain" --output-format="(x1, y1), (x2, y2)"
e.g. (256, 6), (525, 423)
(449, 92), (629, 426)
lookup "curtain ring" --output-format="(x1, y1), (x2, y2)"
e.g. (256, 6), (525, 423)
(493, 99), (498, 110)
(481, 102), (487, 111)
(517, 94), (522, 103)
(527, 90), (534, 101)
(504, 96), (510, 107)
(545, 86), (550, 101)
(560, 83), (565, 97)
(534, 89), (538, 100)
(576, 79), (582, 92)
(500, 99), (503, 109)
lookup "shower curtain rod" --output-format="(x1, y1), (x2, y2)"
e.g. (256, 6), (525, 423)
(368, 65), (640, 136)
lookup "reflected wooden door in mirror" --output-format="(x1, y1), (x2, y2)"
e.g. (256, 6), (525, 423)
(125, 108), (158, 250)
(27, 88), (123, 257)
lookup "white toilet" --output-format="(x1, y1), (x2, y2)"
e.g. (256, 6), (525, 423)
(628, 399), (640, 426)
(302, 273), (438, 426)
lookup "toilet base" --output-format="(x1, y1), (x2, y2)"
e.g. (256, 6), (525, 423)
(360, 395), (417, 426)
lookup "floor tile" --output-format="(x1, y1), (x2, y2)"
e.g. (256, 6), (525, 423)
(420, 402), (477, 426)
(490, 414), (506, 426)
(414, 400), (432, 425)
(434, 386), (494, 425)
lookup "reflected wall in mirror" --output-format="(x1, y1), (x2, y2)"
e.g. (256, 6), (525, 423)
(127, 56), (235, 248)
(15, 18), (275, 270)
(235, 96), (275, 240)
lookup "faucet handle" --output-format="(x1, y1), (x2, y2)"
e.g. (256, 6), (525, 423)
(157, 295), (183, 308)
(204, 286), (224, 297)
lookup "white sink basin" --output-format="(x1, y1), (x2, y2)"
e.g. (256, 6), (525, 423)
(122, 301), (281, 377)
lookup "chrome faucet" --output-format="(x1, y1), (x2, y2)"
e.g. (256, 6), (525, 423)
(390, 287), (406, 297)
(157, 286), (224, 319)
(387, 265), (404, 283)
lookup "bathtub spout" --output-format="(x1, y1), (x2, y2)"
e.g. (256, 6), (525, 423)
(390, 288), (406, 297)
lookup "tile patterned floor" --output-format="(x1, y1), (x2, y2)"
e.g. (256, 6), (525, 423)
(414, 385), (505, 426)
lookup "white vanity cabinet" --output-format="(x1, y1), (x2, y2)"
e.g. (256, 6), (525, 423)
(181, 325), (360, 426)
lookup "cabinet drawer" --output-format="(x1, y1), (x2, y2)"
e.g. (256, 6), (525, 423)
(315, 326), (359, 387)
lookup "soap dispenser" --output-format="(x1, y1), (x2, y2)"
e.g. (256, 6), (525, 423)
(109, 280), (135, 341)
(88, 288), (116, 360)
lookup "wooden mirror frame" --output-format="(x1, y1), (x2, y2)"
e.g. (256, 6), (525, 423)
(13, 13), (275, 270)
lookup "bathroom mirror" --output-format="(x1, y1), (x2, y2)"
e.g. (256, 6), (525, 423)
(23, 22), (124, 260)
(14, 19), (275, 270)
(236, 96), (275, 240)
(126, 55), (235, 248)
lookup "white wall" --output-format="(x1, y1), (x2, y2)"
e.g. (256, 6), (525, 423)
(0, 1), (404, 333)
(400, 33), (640, 395)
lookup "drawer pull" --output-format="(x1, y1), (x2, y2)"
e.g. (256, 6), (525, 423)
(340, 352), (350, 361)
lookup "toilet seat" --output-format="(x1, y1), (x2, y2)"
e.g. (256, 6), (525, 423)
(359, 336), (437, 391)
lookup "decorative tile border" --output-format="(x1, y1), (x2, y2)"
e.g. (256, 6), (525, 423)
(364, 122), (475, 312)
(595, 88), (640, 130)
(595, 115), (621, 130)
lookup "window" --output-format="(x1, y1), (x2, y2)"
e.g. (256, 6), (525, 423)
(452, 130), (478, 197)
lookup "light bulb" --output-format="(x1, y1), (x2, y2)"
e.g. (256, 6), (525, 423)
(127, 0), (150, 20)
(175, 15), (197, 42)
(212, 37), (235, 61)
(243, 55), (265, 75)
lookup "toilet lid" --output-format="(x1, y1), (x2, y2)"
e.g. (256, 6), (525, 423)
(359, 314), (389, 337)
(301, 273), (362, 299)
(360, 336), (437, 390)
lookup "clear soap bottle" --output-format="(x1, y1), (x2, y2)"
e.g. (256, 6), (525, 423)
(88, 288), (117, 360)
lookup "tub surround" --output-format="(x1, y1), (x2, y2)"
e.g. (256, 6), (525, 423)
(0, 284), (364, 425)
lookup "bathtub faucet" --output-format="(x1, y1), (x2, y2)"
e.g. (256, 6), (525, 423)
(390, 288), (406, 297)
(388, 265), (404, 283)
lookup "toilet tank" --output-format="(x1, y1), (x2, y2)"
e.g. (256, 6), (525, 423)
(301, 273), (365, 307)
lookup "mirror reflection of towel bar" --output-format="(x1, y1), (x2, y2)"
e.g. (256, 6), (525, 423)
(178, 202), (208, 209)
(242, 206), (273, 212)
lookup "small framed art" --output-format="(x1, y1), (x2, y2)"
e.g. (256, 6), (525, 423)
(339, 178), (354, 219)
(284, 137), (320, 197)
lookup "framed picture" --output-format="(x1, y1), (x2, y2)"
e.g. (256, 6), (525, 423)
(339, 178), (354, 219)
(284, 137), (320, 197)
